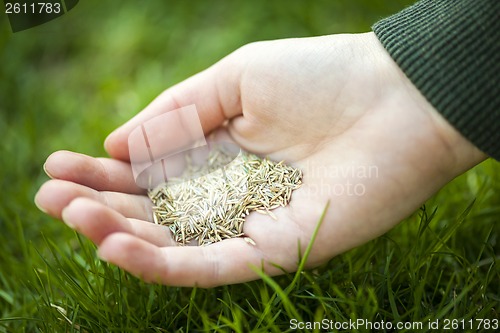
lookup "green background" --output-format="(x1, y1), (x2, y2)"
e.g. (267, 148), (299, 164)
(1, 1), (498, 332)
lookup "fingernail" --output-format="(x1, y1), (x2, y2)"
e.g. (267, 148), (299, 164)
(103, 134), (112, 151)
(97, 248), (110, 262)
(104, 128), (120, 153)
(34, 194), (48, 214)
(43, 162), (54, 178)
(61, 207), (76, 229)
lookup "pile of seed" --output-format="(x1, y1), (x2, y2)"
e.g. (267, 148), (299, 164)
(148, 147), (302, 246)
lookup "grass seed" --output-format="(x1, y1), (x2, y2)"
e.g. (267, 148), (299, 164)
(148, 146), (302, 246)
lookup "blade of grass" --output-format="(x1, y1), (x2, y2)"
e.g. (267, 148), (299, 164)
(286, 200), (330, 294)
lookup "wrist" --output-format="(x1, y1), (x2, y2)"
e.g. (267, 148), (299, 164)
(367, 31), (487, 181)
(425, 103), (488, 175)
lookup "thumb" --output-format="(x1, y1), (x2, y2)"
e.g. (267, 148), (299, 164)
(104, 59), (243, 161)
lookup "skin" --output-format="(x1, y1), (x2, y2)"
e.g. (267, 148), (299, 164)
(35, 32), (486, 287)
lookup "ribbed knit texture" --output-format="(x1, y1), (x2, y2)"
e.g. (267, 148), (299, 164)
(373, 0), (499, 160)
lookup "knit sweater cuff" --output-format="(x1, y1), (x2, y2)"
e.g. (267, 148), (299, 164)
(372, 0), (499, 160)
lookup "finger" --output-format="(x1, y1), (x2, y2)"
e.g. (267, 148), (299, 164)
(35, 179), (152, 221)
(104, 54), (244, 161)
(61, 198), (174, 247)
(97, 233), (280, 287)
(44, 150), (144, 194)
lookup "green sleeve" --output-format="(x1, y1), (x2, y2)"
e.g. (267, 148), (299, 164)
(372, 0), (499, 160)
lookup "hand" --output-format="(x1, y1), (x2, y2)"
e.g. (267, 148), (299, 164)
(35, 32), (486, 287)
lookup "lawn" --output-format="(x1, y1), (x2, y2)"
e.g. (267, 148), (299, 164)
(1, 1), (499, 332)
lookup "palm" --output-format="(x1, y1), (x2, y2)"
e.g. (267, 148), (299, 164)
(36, 33), (483, 287)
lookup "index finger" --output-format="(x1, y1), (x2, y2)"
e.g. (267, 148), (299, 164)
(105, 57), (244, 162)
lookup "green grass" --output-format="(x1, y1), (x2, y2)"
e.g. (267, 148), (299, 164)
(1, 1), (499, 332)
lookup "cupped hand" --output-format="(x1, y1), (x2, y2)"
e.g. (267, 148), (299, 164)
(35, 32), (485, 287)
